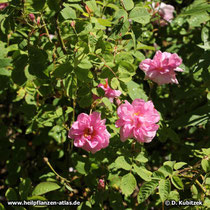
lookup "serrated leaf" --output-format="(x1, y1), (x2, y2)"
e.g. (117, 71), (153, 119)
(32, 182), (60, 196)
(138, 180), (158, 204)
(111, 77), (119, 90)
(127, 81), (148, 101)
(133, 165), (152, 181)
(163, 161), (176, 169)
(102, 97), (113, 111)
(159, 179), (171, 202)
(120, 173), (136, 196)
(97, 18), (112, 27)
(135, 153), (148, 163)
(171, 176), (184, 190)
(129, 7), (150, 25)
(168, 190), (179, 201)
(122, 0), (134, 11)
(53, 63), (73, 78)
(174, 162), (187, 170)
(158, 165), (173, 177)
(61, 6), (76, 19)
(152, 171), (165, 180)
(115, 156), (132, 171)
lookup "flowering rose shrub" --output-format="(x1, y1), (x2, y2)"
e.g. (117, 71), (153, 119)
(0, 0), (210, 209)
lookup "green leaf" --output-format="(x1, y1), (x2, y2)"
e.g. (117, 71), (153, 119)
(47, 0), (60, 12)
(133, 165), (152, 181)
(0, 203), (5, 210)
(27, 195), (47, 201)
(78, 93), (92, 108)
(0, 58), (11, 68)
(48, 125), (66, 143)
(115, 52), (134, 64)
(75, 161), (87, 175)
(201, 159), (210, 172)
(180, 1), (210, 16)
(129, 7), (150, 25)
(127, 81), (148, 101)
(122, 0), (134, 11)
(32, 182), (61, 196)
(163, 161), (176, 169)
(19, 178), (32, 200)
(53, 63), (73, 78)
(135, 153), (148, 163)
(159, 179), (171, 202)
(31, 0), (46, 11)
(97, 18), (112, 27)
(168, 190), (179, 201)
(5, 188), (18, 201)
(102, 97), (113, 111)
(61, 6), (76, 19)
(171, 176), (184, 190)
(174, 162), (187, 170)
(152, 171), (165, 180)
(0, 68), (11, 76)
(138, 180), (158, 204)
(120, 173), (137, 196)
(158, 165), (173, 177)
(115, 156), (132, 171)
(111, 77), (120, 90)
(75, 67), (93, 82)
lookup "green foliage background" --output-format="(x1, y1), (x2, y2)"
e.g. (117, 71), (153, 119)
(0, 0), (209, 209)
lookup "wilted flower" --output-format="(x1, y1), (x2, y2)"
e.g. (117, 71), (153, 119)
(93, 78), (121, 103)
(149, 2), (175, 26)
(0, 3), (8, 10)
(68, 112), (110, 154)
(116, 99), (160, 143)
(139, 50), (183, 85)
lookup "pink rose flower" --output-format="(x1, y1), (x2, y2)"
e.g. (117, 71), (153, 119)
(139, 50), (183, 85)
(0, 3), (8, 10)
(93, 78), (121, 103)
(68, 112), (110, 154)
(149, 2), (175, 26)
(116, 99), (160, 143)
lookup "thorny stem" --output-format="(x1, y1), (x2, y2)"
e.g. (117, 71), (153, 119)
(40, 15), (52, 43)
(43, 157), (71, 183)
(55, 15), (67, 54)
(195, 179), (207, 194)
(179, 174), (207, 194)
(90, 53), (119, 79)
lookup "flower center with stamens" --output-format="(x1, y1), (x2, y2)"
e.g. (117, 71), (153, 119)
(84, 127), (95, 138)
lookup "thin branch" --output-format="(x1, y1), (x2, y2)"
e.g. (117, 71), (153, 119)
(43, 157), (70, 183)
(55, 15), (67, 54)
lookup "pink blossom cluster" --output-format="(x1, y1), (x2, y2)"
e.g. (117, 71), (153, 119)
(116, 99), (160, 143)
(140, 51), (183, 85)
(149, 1), (175, 26)
(93, 78), (121, 103)
(68, 112), (110, 154)
(0, 3), (8, 10)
